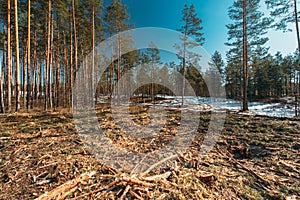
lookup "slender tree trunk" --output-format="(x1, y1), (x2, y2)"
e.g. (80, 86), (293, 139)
(110, 33), (114, 99)
(14, 0), (20, 112)
(26, 0), (31, 110)
(44, 0), (51, 110)
(181, 35), (187, 106)
(55, 33), (60, 109)
(63, 31), (68, 108)
(293, 0), (300, 116)
(0, 56), (5, 113)
(0, 79), (4, 113)
(151, 61), (154, 102)
(117, 32), (121, 105)
(242, 0), (249, 111)
(7, 0), (12, 112)
(72, 0), (78, 108)
(69, 9), (73, 110)
(92, 3), (95, 105)
(23, 39), (27, 108)
(49, 15), (54, 109)
(2, 29), (7, 113)
(34, 29), (41, 106)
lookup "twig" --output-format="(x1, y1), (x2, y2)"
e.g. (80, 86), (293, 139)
(0, 161), (10, 170)
(0, 137), (11, 140)
(279, 160), (300, 174)
(121, 176), (155, 187)
(216, 146), (270, 186)
(12, 145), (27, 155)
(141, 171), (171, 182)
(35, 171), (96, 200)
(75, 174), (155, 199)
(74, 179), (122, 199)
(58, 186), (78, 200)
(129, 190), (144, 200)
(141, 155), (178, 177)
(119, 185), (131, 200)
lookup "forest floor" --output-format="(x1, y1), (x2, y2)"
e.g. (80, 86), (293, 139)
(0, 102), (300, 200)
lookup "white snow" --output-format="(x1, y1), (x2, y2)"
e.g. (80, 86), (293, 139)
(95, 95), (297, 118)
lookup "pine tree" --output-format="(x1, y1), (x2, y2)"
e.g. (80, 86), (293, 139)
(226, 0), (271, 111)
(14, 0), (20, 112)
(145, 42), (161, 101)
(211, 51), (225, 84)
(206, 51), (225, 97)
(266, 0), (300, 107)
(265, 0), (300, 55)
(175, 4), (204, 105)
(104, 0), (130, 103)
(26, 0), (31, 110)
(7, 0), (12, 112)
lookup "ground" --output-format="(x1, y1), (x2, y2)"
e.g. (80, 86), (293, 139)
(0, 103), (300, 200)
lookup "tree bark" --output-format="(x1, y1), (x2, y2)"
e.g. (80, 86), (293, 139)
(49, 13), (54, 109)
(55, 31), (60, 109)
(7, 0), (12, 112)
(0, 55), (5, 113)
(63, 31), (68, 108)
(92, 3), (95, 105)
(181, 35), (186, 106)
(293, 0), (300, 116)
(14, 0), (20, 112)
(72, 0), (78, 108)
(69, 7), (73, 110)
(242, 0), (249, 111)
(23, 39), (27, 109)
(45, 0), (51, 110)
(26, 0), (31, 110)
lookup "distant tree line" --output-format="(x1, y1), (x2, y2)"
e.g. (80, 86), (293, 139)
(0, 0), (299, 114)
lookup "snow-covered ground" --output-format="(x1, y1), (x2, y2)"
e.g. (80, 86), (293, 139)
(157, 96), (296, 118)
(96, 95), (297, 118)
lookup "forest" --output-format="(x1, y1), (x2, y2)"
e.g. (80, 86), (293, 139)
(0, 0), (300, 199)
(0, 0), (299, 113)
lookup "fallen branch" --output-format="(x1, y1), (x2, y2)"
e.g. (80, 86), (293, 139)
(0, 137), (11, 140)
(141, 171), (171, 182)
(279, 160), (300, 174)
(216, 146), (270, 186)
(119, 185), (131, 200)
(74, 173), (156, 199)
(35, 171), (96, 200)
(141, 155), (178, 177)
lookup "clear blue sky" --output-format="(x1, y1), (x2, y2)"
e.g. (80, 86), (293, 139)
(120, 0), (298, 59)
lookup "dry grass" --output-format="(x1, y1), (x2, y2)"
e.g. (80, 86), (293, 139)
(0, 103), (299, 199)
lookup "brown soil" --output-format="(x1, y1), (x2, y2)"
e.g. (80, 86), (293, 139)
(0, 104), (299, 199)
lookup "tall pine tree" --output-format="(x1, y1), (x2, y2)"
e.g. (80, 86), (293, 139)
(266, 0), (300, 109)
(226, 0), (272, 111)
(175, 4), (204, 105)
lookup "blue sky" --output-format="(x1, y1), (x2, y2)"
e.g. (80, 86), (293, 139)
(121, 0), (298, 59)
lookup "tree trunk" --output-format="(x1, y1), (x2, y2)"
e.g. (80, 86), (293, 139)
(23, 39), (27, 109)
(242, 0), (249, 111)
(92, 3), (95, 105)
(72, 0), (78, 108)
(63, 31), (68, 108)
(181, 35), (187, 106)
(69, 8), (73, 110)
(14, 0), (20, 112)
(293, 0), (300, 116)
(7, 0), (12, 112)
(26, 0), (31, 110)
(45, 0), (51, 110)
(49, 13), (54, 109)
(55, 32), (60, 109)
(0, 56), (5, 113)
(0, 77), (4, 113)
